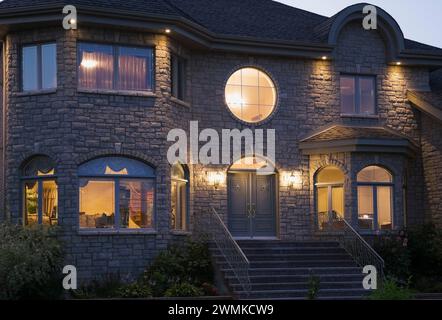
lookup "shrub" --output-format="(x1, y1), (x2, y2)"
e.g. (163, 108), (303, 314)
(164, 283), (204, 297)
(116, 282), (152, 298)
(142, 240), (214, 297)
(71, 273), (125, 299)
(370, 278), (414, 300)
(0, 223), (64, 300)
(307, 273), (320, 300)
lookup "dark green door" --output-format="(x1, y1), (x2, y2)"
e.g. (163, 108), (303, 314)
(228, 172), (276, 238)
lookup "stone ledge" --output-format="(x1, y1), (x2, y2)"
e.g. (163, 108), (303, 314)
(77, 88), (157, 98)
(78, 229), (158, 236)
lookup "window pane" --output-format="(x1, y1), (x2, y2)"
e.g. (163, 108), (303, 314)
(316, 166), (345, 184)
(358, 186), (374, 229)
(78, 43), (113, 90)
(79, 179), (115, 228)
(259, 87), (276, 106)
(377, 186), (392, 230)
(42, 180), (58, 226)
(340, 76), (355, 114)
(118, 47), (152, 91)
(317, 187), (328, 230)
(331, 186), (344, 219)
(242, 86), (259, 105)
(171, 180), (187, 230)
(171, 181), (178, 228)
(41, 43), (57, 89)
(357, 166), (392, 183)
(242, 104), (260, 122)
(241, 68), (259, 86)
(24, 181), (38, 226)
(360, 77), (375, 114)
(171, 55), (186, 100)
(22, 46), (38, 91)
(119, 179), (154, 229)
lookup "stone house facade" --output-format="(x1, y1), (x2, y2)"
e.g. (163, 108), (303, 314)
(0, 1), (441, 281)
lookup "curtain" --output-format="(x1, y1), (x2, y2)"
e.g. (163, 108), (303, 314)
(79, 51), (113, 89)
(118, 55), (148, 90)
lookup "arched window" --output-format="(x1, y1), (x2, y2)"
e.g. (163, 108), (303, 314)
(225, 67), (277, 123)
(22, 156), (58, 226)
(171, 163), (188, 231)
(78, 157), (155, 230)
(357, 166), (393, 231)
(315, 166), (345, 231)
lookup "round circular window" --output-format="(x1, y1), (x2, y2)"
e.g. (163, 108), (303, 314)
(225, 67), (277, 123)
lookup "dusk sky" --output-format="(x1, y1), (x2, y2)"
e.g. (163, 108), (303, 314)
(276, 0), (442, 49)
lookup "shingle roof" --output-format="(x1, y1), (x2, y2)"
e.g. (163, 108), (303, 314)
(301, 125), (409, 143)
(0, 0), (440, 53)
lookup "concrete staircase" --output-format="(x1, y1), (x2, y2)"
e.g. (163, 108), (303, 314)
(213, 240), (371, 300)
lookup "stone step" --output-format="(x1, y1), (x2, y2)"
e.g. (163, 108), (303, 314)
(236, 241), (340, 248)
(237, 288), (371, 299)
(240, 247), (347, 255)
(221, 266), (363, 276)
(226, 273), (365, 284)
(231, 281), (365, 291)
(218, 259), (357, 269)
(233, 253), (353, 262)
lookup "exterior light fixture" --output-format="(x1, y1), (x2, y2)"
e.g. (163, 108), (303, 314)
(207, 171), (225, 189)
(396, 61), (402, 66)
(165, 28), (171, 34)
(322, 56), (327, 60)
(282, 171), (303, 189)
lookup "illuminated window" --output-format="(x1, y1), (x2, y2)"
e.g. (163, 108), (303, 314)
(78, 43), (154, 91)
(225, 68), (276, 123)
(357, 166), (393, 231)
(78, 157), (155, 229)
(171, 163), (188, 231)
(22, 156), (58, 226)
(22, 43), (57, 91)
(315, 166), (345, 231)
(340, 75), (376, 115)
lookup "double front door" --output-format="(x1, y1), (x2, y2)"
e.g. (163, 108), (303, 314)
(228, 172), (276, 238)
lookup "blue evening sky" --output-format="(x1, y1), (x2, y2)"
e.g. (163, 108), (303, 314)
(275, 0), (442, 48)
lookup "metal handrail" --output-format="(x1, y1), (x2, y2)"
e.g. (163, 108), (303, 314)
(196, 207), (251, 295)
(340, 219), (385, 280)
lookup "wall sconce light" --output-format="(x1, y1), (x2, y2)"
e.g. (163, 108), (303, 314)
(207, 171), (225, 189)
(282, 171), (303, 189)
(321, 56), (328, 60)
(165, 28), (171, 34)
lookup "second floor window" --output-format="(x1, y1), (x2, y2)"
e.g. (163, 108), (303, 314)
(78, 43), (154, 91)
(171, 54), (187, 101)
(22, 43), (57, 91)
(340, 75), (376, 115)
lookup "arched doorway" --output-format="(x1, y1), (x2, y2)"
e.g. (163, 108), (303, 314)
(315, 166), (345, 231)
(228, 156), (277, 239)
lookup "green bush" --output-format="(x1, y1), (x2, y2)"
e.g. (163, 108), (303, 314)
(307, 273), (321, 300)
(116, 282), (152, 298)
(164, 283), (204, 297)
(142, 240), (214, 297)
(370, 278), (414, 300)
(0, 223), (64, 300)
(71, 273), (125, 299)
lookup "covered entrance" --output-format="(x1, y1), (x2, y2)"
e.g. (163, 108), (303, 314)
(228, 157), (277, 239)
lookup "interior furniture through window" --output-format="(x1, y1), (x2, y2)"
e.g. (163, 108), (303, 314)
(22, 156), (58, 226)
(225, 67), (277, 123)
(340, 75), (376, 115)
(171, 163), (188, 231)
(22, 43), (57, 91)
(78, 43), (154, 91)
(78, 157), (155, 230)
(357, 166), (393, 231)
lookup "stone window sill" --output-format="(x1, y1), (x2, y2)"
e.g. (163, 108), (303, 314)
(14, 89), (57, 97)
(170, 230), (192, 236)
(78, 229), (158, 235)
(340, 113), (379, 119)
(170, 96), (191, 108)
(78, 88), (157, 98)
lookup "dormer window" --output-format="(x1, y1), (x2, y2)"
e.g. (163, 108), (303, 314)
(340, 75), (376, 116)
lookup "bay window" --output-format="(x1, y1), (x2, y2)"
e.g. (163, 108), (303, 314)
(22, 156), (58, 226)
(22, 43), (57, 91)
(78, 43), (154, 91)
(79, 157), (155, 230)
(357, 166), (393, 231)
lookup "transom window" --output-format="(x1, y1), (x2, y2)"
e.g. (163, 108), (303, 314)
(78, 43), (154, 91)
(171, 163), (188, 231)
(22, 156), (58, 226)
(225, 67), (277, 123)
(315, 166), (345, 231)
(22, 43), (57, 91)
(357, 166), (393, 231)
(78, 157), (155, 230)
(340, 75), (376, 115)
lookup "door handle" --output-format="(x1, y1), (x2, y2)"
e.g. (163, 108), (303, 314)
(251, 203), (256, 218)
(247, 203), (252, 218)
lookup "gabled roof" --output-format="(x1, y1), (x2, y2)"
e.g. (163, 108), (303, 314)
(300, 125), (418, 156)
(0, 0), (441, 58)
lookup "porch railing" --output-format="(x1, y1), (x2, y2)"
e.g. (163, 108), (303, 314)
(340, 219), (385, 281)
(195, 207), (251, 296)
